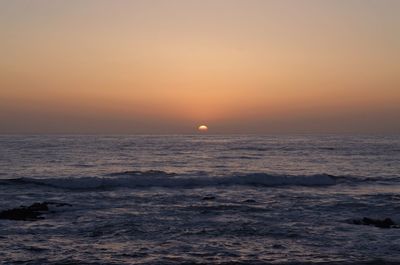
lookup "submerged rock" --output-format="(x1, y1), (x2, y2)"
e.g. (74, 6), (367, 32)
(352, 217), (399, 229)
(242, 199), (257, 203)
(28, 202), (49, 212)
(0, 202), (71, 221)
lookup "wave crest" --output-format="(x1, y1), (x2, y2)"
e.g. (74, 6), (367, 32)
(0, 172), (337, 190)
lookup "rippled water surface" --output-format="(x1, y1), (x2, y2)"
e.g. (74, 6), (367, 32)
(0, 135), (400, 264)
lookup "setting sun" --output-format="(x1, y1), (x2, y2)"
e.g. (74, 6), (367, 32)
(198, 125), (208, 132)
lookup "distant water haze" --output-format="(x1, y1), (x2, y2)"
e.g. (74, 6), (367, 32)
(0, 0), (399, 134)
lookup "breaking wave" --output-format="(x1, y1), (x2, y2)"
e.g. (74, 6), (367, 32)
(1, 170), (397, 190)
(0, 171), (339, 190)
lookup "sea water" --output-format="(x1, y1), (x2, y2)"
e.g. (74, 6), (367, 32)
(0, 135), (399, 264)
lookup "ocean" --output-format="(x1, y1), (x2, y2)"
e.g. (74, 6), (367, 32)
(0, 135), (399, 264)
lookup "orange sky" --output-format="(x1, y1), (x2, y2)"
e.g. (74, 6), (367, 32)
(1, 0), (399, 134)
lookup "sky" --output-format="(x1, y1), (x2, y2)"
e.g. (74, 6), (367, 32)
(0, 0), (399, 134)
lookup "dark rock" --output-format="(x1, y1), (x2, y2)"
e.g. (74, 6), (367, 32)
(0, 207), (44, 221)
(0, 202), (71, 221)
(352, 217), (399, 229)
(202, 196), (216, 201)
(49, 202), (72, 207)
(242, 199), (257, 203)
(320, 147), (335, 151)
(272, 244), (285, 249)
(28, 202), (49, 212)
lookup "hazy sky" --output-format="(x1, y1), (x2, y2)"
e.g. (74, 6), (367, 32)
(1, 0), (399, 134)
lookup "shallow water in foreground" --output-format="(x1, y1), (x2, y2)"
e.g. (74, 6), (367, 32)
(0, 135), (399, 264)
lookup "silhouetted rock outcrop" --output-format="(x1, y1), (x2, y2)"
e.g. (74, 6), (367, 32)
(242, 199), (257, 203)
(352, 217), (399, 229)
(202, 196), (216, 201)
(0, 202), (71, 221)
